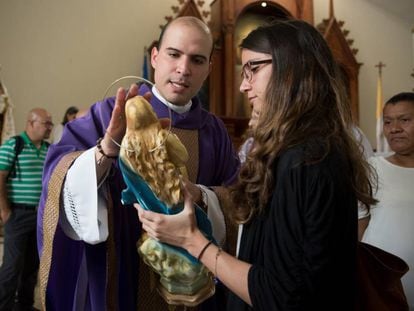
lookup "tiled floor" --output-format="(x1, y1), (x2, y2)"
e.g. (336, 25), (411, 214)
(0, 235), (41, 309)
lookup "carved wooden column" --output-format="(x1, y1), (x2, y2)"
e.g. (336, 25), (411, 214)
(210, 0), (314, 118)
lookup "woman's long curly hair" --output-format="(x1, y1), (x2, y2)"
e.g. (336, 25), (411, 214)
(230, 19), (377, 224)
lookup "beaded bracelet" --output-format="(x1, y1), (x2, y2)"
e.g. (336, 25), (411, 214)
(96, 137), (118, 159)
(197, 240), (213, 261)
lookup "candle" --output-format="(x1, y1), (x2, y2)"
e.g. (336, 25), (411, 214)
(412, 27), (414, 67)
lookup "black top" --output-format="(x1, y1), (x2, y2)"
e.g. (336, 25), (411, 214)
(227, 143), (357, 310)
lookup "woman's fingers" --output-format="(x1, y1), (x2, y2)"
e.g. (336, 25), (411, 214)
(181, 179), (197, 201)
(141, 223), (159, 241)
(136, 204), (163, 240)
(135, 203), (158, 223)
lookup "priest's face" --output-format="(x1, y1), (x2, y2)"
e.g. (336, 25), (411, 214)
(383, 101), (414, 156)
(151, 21), (212, 106)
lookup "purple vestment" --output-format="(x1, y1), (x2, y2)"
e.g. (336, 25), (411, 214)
(37, 87), (239, 311)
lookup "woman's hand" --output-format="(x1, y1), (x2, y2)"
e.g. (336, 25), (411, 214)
(181, 178), (202, 204)
(135, 186), (204, 252)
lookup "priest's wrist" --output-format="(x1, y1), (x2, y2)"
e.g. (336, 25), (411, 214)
(95, 140), (115, 182)
(99, 135), (120, 158)
(95, 137), (118, 172)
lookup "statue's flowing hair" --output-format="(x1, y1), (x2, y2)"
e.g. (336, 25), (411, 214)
(120, 97), (184, 207)
(123, 129), (182, 207)
(230, 20), (377, 224)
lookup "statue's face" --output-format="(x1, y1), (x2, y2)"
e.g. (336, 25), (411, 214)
(125, 96), (158, 130)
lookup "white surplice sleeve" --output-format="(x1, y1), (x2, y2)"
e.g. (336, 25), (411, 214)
(59, 148), (226, 246)
(59, 147), (109, 244)
(198, 185), (226, 247)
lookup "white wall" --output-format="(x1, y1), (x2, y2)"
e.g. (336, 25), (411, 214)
(0, 0), (187, 131)
(0, 0), (413, 147)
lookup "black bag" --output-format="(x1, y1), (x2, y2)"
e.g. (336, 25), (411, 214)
(7, 135), (25, 179)
(357, 242), (409, 311)
(7, 135), (49, 179)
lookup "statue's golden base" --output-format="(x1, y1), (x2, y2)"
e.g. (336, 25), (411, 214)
(157, 275), (216, 307)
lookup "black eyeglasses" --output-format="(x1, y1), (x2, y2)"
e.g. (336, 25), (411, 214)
(34, 120), (54, 128)
(241, 59), (272, 82)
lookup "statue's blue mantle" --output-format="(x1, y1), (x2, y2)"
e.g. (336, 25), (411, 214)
(119, 158), (215, 264)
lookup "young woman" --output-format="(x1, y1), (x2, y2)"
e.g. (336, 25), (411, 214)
(51, 106), (78, 143)
(138, 19), (376, 310)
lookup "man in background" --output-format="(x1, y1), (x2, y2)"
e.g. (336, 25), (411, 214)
(50, 106), (78, 144)
(0, 108), (52, 311)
